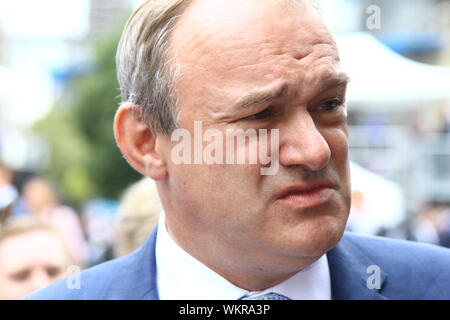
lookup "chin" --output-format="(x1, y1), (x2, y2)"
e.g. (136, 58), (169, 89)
(280, 214), (347, 258)
(304, 197), (349, 254)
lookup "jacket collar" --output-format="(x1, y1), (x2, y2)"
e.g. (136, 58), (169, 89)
(129, 227), (159, 300)
(139, 228), (388, 300)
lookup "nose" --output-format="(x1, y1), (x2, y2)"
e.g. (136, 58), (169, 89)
(28, 269), (52, 293)
(279, 111), (331, 171)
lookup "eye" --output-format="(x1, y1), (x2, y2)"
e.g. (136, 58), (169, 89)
(46, 266), (63, 278)
(10, 269), (31, 282)
(247, 108), (273, 120)
(318, 99), (344, 111)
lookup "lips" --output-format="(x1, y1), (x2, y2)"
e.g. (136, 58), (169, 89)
(276, 181), (336, 208)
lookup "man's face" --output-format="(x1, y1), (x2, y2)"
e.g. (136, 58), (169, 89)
(162, 0), (351, 260)
(0, 231), (70, 300)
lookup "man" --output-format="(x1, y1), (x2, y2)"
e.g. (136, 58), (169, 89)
(0, 218), (73, 300)
(0, 164), (18, 222)
(28, 0), (450, 300)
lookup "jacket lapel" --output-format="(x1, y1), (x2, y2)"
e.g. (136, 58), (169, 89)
(327, 233), (388, 300)
(139, 227), (160, 299)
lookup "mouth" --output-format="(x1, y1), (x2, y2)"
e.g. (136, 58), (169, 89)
(276, 182), (336, 209)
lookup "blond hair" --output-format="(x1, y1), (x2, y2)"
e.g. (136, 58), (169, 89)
(115, 178), (162, 256)
(0, 217), (68, 253)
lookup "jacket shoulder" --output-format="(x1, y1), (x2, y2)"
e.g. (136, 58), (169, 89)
(342, 232), (450, 262)
(340, 232), (450, 299)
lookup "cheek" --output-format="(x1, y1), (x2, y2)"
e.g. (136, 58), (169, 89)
(325, 128), (349, 168)
(0, 276), (30, 300)
(168, 162), (266, 227)
(201, 164), (263, 206)
(325, 127), (351, 196)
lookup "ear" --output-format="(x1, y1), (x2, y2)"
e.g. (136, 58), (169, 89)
(114, 103), (167, 180)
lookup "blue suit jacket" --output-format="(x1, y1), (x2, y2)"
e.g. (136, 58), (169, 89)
(27, 229), (450, 300)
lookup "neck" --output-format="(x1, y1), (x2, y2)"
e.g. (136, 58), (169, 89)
(164, 213), (320, 291)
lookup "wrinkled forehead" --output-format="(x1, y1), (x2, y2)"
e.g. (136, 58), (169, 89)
(169, 0), (341, 110)
(170, 0), (336, 67)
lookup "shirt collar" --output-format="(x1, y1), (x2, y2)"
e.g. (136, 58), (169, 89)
(156, 212), (331, 300)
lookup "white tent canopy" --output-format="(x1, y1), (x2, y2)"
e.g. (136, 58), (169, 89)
(348, 161), (406, 235)
(336, 32), (450, 109)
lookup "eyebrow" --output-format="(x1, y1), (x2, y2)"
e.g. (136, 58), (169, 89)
(232, 72), (349, 110)
(317, 72), (350, 93)
(233, 84), (290, 109)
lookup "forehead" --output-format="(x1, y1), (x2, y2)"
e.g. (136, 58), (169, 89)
(0, 231), (68, 272)
(175, 0), (330, 50)
(174, 0), (337, 68)
(170, 0), (340, 110)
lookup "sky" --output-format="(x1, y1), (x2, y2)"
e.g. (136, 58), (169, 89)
(0, 0), (90, 38)
(0, 0), (93, 130)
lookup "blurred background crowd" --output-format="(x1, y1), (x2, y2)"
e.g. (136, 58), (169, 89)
(1, 0), (450, 299)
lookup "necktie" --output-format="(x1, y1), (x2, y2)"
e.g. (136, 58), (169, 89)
(240, 292), (291, 300)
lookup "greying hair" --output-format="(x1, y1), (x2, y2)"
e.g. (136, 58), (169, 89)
(116, 0), (321, 134)
(116, 0), (191, 134)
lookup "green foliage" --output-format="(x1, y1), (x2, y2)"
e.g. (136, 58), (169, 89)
(35, 30), (142, 206)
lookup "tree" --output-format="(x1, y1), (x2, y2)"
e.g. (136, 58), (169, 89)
(35, 29), (142, 206)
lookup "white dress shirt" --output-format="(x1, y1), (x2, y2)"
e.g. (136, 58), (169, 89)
(156, 212), (332, 300)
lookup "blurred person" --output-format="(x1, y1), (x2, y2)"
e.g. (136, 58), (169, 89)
(115, 178), (161, 257)
(437, 104), (450, 135)
(29, 0), (450, 300)
(21, 177), (88, 266)
(82, 199), (118, 266)
(0, 164), (18, 220)
(0, 217), (73, 300)
(444, 104), (450, 134)
(412, 202), (450, 248)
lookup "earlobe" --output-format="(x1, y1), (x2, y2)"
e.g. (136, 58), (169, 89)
(114, 104), (168, 180)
